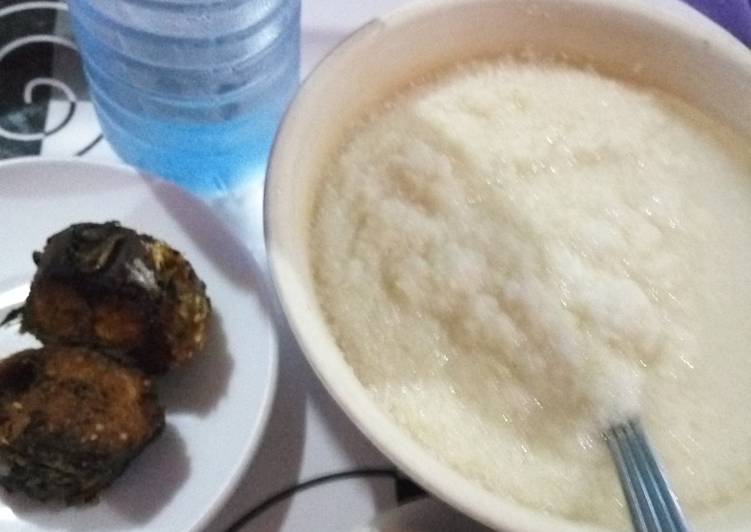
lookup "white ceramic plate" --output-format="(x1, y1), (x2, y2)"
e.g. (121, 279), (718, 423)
(0, 158), (278, 532)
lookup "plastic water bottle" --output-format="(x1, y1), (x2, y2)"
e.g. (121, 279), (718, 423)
(67, 0), (300, 196)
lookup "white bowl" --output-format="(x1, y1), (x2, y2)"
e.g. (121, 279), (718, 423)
(265, 1), (751, 530)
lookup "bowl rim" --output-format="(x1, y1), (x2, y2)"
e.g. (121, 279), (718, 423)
(265, 1), (751, 531)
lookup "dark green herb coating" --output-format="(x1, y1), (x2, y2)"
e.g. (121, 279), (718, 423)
(21, 221), (211, 374)
(0, 347), (164, 503)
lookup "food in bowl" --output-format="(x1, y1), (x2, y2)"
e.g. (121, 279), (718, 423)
(19, 221), (211, 374)
(0, 346), (163, 503)
(310, 57), (751, 529)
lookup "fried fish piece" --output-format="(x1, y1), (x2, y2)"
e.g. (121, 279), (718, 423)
(0, 346), (164, 503)
(21, 221), (211, 374)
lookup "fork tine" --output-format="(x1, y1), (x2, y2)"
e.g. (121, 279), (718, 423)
(623, 421), (680, 532)
(607, 420), (692, 532)
(628, 420), (690, 532)
(616, 425), (662, 532)
(606, 425), (654, 532)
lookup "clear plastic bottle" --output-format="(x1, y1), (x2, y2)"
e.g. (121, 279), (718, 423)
(67, 0), (300, 196)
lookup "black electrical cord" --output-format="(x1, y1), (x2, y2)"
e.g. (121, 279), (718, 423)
(75, 133), (103, 156)
(223, 468), (400, 532)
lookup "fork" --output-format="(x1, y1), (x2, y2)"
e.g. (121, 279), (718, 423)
(605, 419), (691, 532)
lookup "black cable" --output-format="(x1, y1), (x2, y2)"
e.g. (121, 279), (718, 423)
(75, 133), (102, 156)
(223, 468), (399, 532)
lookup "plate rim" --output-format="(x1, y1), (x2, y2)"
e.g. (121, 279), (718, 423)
(0, 156), (279, 532)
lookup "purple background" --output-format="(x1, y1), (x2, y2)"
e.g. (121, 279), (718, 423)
(682, 0), (751, 45)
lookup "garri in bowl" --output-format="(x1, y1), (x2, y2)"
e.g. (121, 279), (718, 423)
(266, 1), (751, 530)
